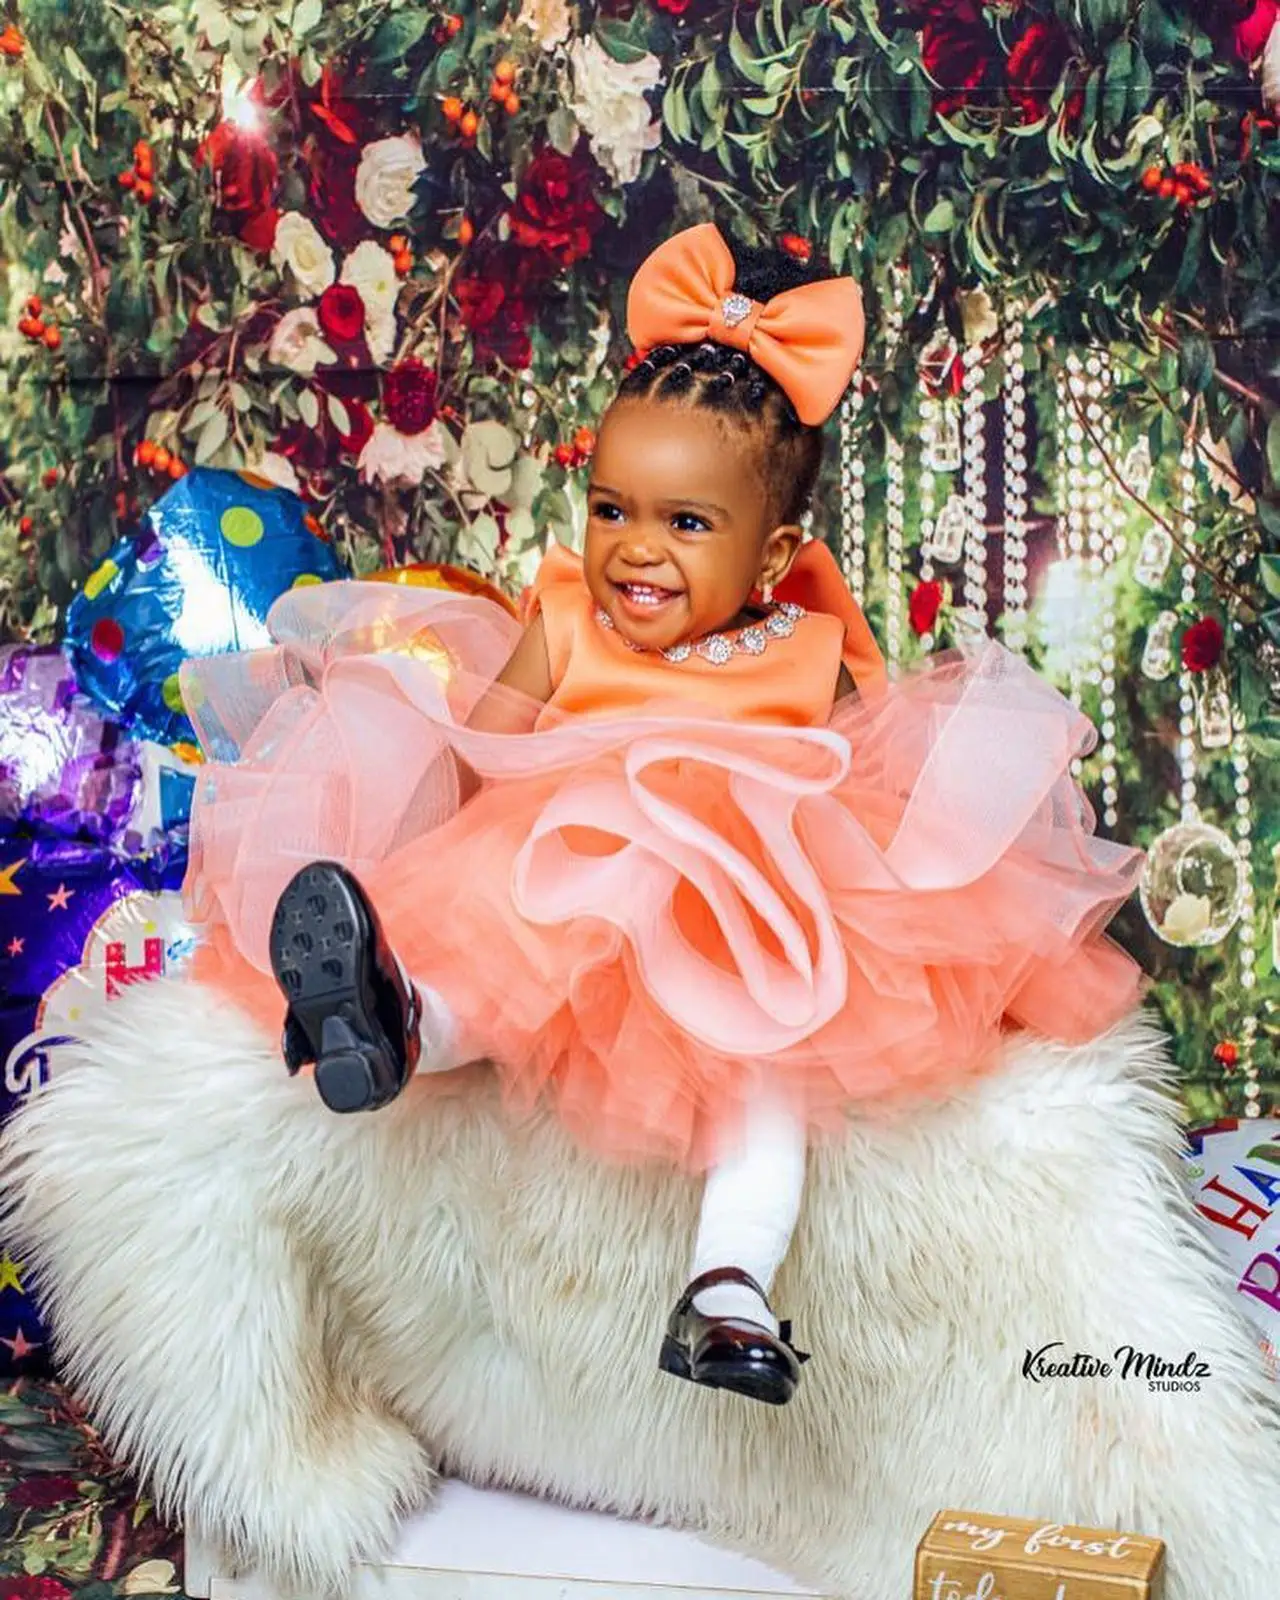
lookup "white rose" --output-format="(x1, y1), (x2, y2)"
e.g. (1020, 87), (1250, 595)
(568, 37), (661, 187)
(518, 0), (573, 48)
(267, 308), (335, 376)
(247, 452), (302, 495)
(271, 212), (335, 297)
(1160, 893), (1212, 946)
(355, 136), (427, 229)
(358, 420), (447, 487)
(461, 420), (520, 501)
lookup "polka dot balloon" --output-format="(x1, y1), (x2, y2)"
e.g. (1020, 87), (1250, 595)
(64, 468), (347, 746)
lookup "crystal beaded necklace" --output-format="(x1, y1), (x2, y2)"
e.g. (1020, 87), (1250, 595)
(593, 601), (805, 665)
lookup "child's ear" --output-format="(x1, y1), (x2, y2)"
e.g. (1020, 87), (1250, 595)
(759, 523), (804, 591)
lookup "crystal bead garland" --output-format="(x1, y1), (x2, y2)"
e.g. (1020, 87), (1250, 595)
(1060, 356), (1087, 772)
(884, 279), (907, 668)
(961, 339), (988, 625)
(1098, 396), (1123, 830)
(838, 377), (867, 605)
(918, 393), (938, 651)
(1176, 435), (1199, 822)
(1232, 712), (1258, 1017)
(1000, 310), (1029, 654)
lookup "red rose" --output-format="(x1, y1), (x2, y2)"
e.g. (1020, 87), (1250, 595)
(0, 1577), (74, 1599)
(196, 119), (279, 249)
(455, 242), (539, 369)
(1006, 19), (1075, 123)
(653, 0), (690, 12)
(382, 359), (438, 435)
(317, 283), (366, 344)
(1232, 0), (1278, 58)
(1180, 615), (1225, 673)
(510, 146), (605, 268)
(779, 233), (813, 263)
(908, 579), (945, 636)
(7, 1476), (80, 1510)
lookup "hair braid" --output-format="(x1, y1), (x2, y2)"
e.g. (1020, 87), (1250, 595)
(615, 243), (829, 525)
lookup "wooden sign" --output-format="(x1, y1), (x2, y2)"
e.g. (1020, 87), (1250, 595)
(914, 1511), (1166, 1600)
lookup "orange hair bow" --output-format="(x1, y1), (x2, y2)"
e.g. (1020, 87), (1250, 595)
(625, 223), (865, 426)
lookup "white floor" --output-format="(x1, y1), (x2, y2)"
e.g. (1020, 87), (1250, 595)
(195, 1479), (824, 1599)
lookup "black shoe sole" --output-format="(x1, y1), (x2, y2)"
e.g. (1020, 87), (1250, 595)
(269, 862), (407, 1113)
(658, 1335), (797, 1407)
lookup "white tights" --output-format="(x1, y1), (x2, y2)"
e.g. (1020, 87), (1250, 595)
(411, 981), (807, 1333)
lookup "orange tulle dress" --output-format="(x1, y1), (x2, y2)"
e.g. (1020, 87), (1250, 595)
(182, 540), (1145, 1170)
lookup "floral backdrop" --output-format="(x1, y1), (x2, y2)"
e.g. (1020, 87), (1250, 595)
(0, 0), (1278, 1120)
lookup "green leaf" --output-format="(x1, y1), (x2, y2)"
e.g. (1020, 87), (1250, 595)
(1177, 328), (1214, 394)
(293, 0), (323, 36)
(546, 106), (577, 155)
(1259, 554), (1280, 600)
(195, 409), (228, 464)
(1101, 40), (1131, 134)
(595, 17), (652, 65)
(327, 393), (351, 435)
(662, 82), (691, 142)
(700, 54), (723, 119)
(922, 199), (954, 235)
(1268, 412), (1280, 490)
(368, 13), (428, 64)
(728, 27), (767, 88)
(298, 388), (320, 429)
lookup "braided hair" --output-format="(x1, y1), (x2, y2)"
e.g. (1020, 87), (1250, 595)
(615, 240), (828, 527)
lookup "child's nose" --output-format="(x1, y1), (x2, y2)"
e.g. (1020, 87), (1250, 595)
(618, 525), (665, 564)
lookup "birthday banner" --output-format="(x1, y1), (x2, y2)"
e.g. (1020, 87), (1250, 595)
(1185, 1119), (1280, 1377)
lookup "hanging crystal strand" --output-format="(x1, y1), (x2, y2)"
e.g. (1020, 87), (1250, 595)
(1232, 709), (1257, 1006)
(961, 337), (988, 626)
(1000, 308), (1029, 653)
(884, 279), (907, 667)
(1176, 435), (1199, 822)
(1082, 351), (1109, 686)
(1098, 390), (1122, 830)
(838, 376), (867, 605)
(1061, 354), (1088, 773)
(918, 392), (938, 651)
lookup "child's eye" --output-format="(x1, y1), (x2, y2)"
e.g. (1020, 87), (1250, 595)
(590, 500), (623, 522)
(672, 512), (710, 534)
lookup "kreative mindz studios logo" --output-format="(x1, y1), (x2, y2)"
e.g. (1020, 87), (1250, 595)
(1022, 1342), (1210, 1393)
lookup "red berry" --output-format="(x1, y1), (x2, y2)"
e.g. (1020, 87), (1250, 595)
(494, 60), (516, 86)
(18, 515), (33, 537)
(573, 426), (595, 455)
(389, 234), (407, 254)
(152, 446), (172, 473)
(167, 455), (186, 479)
(393, 250), (413, 276)
(42, 467), (58, 488)
(442, 97), (463, 123)
(26, 295), (41, 316)
(137, 439), (157, 467)
(1140, 166), (1162, 192)
(1214, 1040), (1240, 1069)
(553, 444), (574, 467)
(119, 169), (136, 189)
(136, 179), (154, 204)
(458, 216), (474, 246)
(503, 92), (520, 115)
(459, 110), (478, 139)
(43, 325), (61, 350)
(446, 13), (463, 34)
(1158, 177), (1176, 198)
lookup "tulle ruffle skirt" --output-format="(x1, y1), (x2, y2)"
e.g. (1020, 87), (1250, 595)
(183, 581), (1145, 1170)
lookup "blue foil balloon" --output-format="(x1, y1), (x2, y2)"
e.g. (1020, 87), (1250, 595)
(64, 468), (347, 745)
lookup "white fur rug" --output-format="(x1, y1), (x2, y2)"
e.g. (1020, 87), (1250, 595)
(2, 980), (1278, 1600)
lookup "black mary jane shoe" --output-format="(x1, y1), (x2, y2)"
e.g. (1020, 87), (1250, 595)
(658, 1267), (809, 1407)
(270, 861), (421, 1114)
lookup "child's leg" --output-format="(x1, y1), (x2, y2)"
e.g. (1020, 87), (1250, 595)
(689, 1089), (807, 1334)
(272, 861), (461, 1111)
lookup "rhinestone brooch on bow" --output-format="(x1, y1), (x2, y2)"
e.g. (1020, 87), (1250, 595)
(720, 293), (753, 328)
(595, 602), (804, 664)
